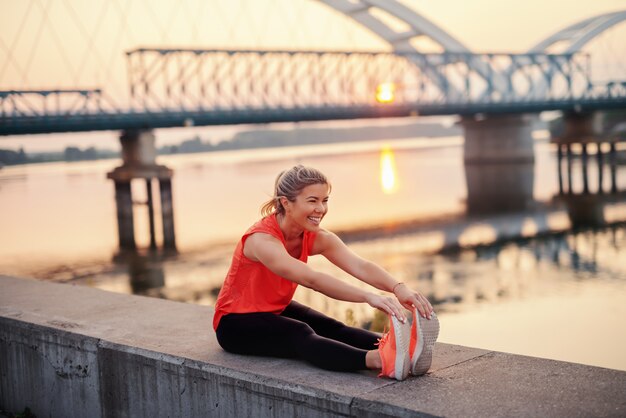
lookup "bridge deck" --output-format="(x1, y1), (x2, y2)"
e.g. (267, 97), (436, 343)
(2, 98), (626, 136)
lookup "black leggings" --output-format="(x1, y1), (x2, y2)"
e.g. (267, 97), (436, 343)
(216, 301), (380, 371)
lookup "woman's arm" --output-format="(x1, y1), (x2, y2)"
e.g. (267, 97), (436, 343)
(244, 232), (407, 321)
(316, 230), (434, 318)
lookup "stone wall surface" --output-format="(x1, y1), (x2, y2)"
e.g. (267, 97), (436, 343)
(1, 275), (625, 417)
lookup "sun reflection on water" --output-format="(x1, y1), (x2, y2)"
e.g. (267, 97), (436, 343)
(380, 146), (398, 194)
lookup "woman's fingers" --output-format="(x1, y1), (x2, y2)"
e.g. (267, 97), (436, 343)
(373, 292), (435, 323)
(422, 294), (434, 313)
(414, 300), (428, 319)
(386, 297), (407, 323)
(400, 291), (434, 319)
(401, 301), (414, 311)
(378, 296), (406, 323)
(367, 294), (407, 323)
(393, 285), (435, 319)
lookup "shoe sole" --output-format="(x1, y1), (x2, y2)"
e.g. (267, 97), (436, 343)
(410, 308), (424, 368)
(411, 311), (440, 376)
(391, 315), (411, 381)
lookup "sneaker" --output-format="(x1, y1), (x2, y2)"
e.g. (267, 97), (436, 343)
(378, 315), (411, 381)
(409, 307), (440, 376)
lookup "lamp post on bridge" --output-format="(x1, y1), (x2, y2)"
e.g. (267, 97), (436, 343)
(107, 129), (177, 252)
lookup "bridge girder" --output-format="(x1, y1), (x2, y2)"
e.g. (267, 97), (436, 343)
(315, 0), (475, 98)
(529, 10), (626, 53)
(315, 0), (469, 53)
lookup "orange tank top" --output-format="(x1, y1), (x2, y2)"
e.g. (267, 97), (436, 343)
(212, 214), (317, 330)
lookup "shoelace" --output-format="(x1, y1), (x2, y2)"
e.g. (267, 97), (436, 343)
(375, 325), (390, 347)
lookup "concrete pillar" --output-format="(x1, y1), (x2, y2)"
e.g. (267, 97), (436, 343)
(566, 144), (573, 194)
(159, 178), (176, 251)
(563, 195), (606, 228)
(610, 143), (618, 194)
(107, 129), (176, 253)
(464, 162), (534, 215)
(146, 179), (157, 250)
(581, 143), (589, 194)
(557, 145), (564, 195)
(553, 111), (603, 144)
(461, 114), (535, 163)
(554, 139), (617, 228)
(114, 181), (136, 249)
(596, 144), (604, 194)
(120, 129), (157, 167)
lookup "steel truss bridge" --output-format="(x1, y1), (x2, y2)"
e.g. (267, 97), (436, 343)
(2, 49), (625, 136)
(1, 3), (626, 136)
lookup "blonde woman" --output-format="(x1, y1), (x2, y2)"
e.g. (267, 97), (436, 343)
(213, 165), (439, 380)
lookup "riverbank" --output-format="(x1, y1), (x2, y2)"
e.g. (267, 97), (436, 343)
(1, 275), (624, 417)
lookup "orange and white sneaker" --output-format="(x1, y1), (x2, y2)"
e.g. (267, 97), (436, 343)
(378, 315), (411, 381)
(409, 307), (440, 376)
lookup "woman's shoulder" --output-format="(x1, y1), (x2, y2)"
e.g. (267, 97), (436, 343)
(245, 215), (282, 237)
(241, 219), (284, 262)
(309, 228), (341, 254)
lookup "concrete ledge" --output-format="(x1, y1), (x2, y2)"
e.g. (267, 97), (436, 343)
(1, 275), (625, 417)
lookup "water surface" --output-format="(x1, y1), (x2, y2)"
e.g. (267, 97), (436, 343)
(1, 136), (625, 371)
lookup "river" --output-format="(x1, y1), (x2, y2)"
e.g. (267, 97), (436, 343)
(1, 133), (625, 371)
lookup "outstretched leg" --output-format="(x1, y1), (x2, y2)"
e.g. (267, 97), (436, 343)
(216, 311), (372, 372)
(281, 301), (379, 350)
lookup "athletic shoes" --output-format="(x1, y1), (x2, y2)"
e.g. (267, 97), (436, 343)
(378, 315), (411, 381)
(409, 307), (440, 376)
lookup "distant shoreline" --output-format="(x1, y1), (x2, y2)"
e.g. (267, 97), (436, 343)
(0, 120), (461, 167)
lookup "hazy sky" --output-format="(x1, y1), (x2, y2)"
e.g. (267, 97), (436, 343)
(1, 0), (624, 89)
(404, 0), (626, 50)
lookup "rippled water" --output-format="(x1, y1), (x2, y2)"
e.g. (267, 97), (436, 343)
(1, 135), (625, 371)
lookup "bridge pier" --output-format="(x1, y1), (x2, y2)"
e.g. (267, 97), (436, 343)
(551, 111), (603, 144)
(461, 114), (536, 214)
(464, 163), (534, 215)
(461, 114), (535, 163)
(107, 129), (177, 252)
(555, 140), (622, 227)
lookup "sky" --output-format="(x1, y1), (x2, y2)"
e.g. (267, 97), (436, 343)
(2, 0), (624, 88)
(405, 0), (626, 51)
(0, 0), (625, 151)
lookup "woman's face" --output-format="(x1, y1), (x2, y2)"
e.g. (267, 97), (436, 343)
(282, 183), (329, 232)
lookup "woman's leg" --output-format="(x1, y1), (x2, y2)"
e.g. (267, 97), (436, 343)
(216, 311), (371, 372)
(280, 301), (379, 350)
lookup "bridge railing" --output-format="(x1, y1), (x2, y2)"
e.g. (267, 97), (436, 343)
(125, 48), (594, 112)
(0, 89), (121, 118)
(588, 81), (626, 99)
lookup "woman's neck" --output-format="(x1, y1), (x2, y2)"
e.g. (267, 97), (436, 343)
(276, 213), (304, 241)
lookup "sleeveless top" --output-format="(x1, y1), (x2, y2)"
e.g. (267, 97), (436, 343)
(212, 214), (317, 330)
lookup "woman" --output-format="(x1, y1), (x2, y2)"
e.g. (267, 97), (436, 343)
(213, 165), (439, 380)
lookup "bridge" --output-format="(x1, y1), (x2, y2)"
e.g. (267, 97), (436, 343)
(1, 2), (625, 137)
(1, 49), (625, 136)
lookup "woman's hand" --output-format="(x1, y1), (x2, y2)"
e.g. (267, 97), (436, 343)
(364, 293), (407, 323)
(393, 284), (434, 319)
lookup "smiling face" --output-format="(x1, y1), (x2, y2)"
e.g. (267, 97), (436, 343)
(280, 183), (330, 234)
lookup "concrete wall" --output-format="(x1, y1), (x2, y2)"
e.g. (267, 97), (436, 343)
(1, 320), (100, 417)
(1, 275), (626, 417)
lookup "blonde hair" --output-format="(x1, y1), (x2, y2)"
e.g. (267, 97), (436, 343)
(260, 165), (330, 217)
